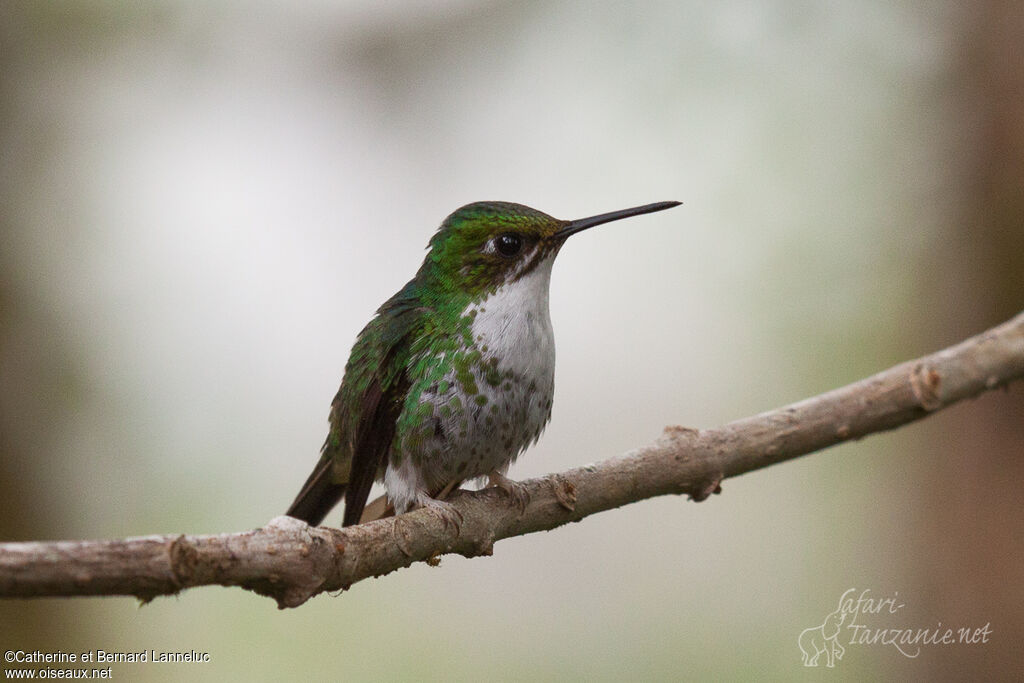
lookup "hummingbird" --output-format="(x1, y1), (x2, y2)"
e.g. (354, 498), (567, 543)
(286, 200), (681, 527)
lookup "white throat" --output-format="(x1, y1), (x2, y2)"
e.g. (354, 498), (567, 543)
(469, 255), (556, 375)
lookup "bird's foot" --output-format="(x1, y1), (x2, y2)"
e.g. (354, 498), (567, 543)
(415, 492), (463, 535)
(434, 479), (461, 501)
(487, 470), (530, 514)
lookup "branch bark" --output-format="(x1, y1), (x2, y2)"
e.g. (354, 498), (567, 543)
(2, 311), (1022, 609)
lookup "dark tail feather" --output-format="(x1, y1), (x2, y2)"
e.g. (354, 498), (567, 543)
(285, 455), (346, 526)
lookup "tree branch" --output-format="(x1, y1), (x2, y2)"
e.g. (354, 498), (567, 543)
(2, 311), (1022, 608)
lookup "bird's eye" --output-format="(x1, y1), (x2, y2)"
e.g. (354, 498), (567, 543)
(495, 232), (523, 257)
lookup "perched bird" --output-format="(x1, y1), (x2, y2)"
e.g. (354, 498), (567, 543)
(286, 200), (680, 527)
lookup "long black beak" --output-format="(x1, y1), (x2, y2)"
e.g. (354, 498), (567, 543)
(555, 201), (681, 239)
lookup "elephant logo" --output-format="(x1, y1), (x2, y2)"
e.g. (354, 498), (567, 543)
(798, 608), (847, 667)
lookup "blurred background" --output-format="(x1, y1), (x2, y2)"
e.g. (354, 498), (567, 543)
(1, 1), (1021, 680)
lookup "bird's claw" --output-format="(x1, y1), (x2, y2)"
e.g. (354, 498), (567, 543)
(487, 471), (530, 515)
(417, 496), (463, 535)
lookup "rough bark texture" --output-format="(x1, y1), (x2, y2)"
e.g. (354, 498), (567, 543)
(0, 311), (1022, 609)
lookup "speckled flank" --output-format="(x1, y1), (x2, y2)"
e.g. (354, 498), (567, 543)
(384, 255), (557, 512)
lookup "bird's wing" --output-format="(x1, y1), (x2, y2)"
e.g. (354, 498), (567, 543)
(285, 283), (423, 527)
(334, 287), (423, 527)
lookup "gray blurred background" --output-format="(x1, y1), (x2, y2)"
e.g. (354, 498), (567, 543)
(1, 1), (1021, 681)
